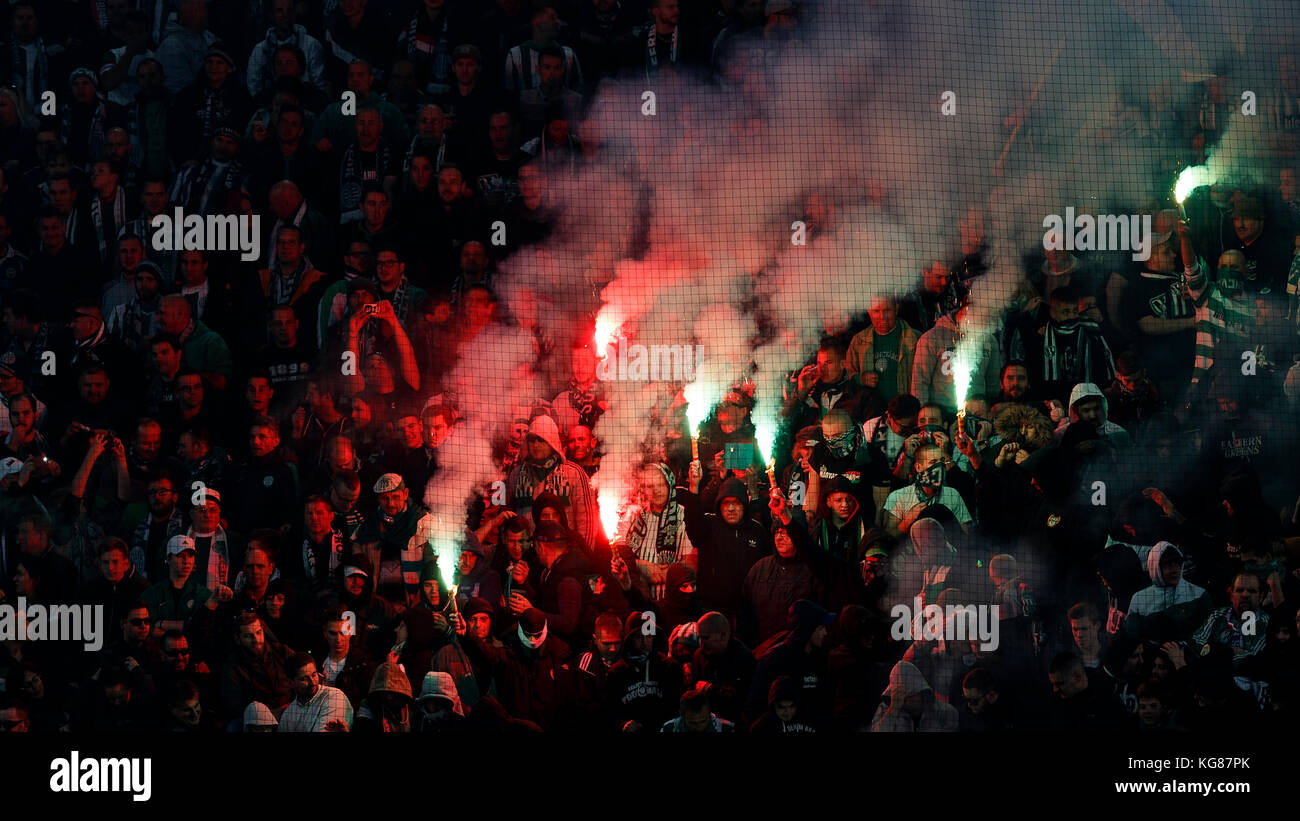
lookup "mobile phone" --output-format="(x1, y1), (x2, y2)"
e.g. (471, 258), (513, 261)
(724, 442), (754, 470)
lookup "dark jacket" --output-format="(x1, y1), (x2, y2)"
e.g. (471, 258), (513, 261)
(681, 480), (773, 615)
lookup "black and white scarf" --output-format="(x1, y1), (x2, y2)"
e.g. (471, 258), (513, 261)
(510, 453), (560, 502)
(624, 463), (684, 566)
(339, 143), (392, 222)
(90, 188), (128, 262)
(1043, 319), (1113, 385)
(9, 35), (49, 108)
(271, 259), (307, 305)
(646, 24), (678, 76)
(562, 380), (602, 430)
(303, 529), (345, 582)
(266, 199), (308, 266)
(404, 11), (452, 94)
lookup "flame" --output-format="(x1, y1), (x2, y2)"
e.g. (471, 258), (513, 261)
(1174, 164), (1213, 205)
(682, 379), (711, 438)
(594, 307), (622, 354)
(952, 347), (974, 409)
(598, 485), (622, 542)
(754, 418), (777, 465)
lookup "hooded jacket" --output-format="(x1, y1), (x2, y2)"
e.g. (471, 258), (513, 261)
(1055, 383), (1132, 447)
(868, 661), (959, 732)
(415, 671), (469, 733)
(749, 675), (818, 733)
(1125, 541), (1213, 642)
(741, 521), (821, 646)
(506, 415), (598, 548)
(604, 612), (683, 731)
(681, 478), (773, 615)
(911, 314), (1001, 408)
(690, 637), (756, 725)
(745, 603), (833, 727)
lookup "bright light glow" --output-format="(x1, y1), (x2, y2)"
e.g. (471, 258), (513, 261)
(594, 308), (621, 353)
(682, 380), (710, 437)
(598, 486), (621, 540)
(754, 418), (777, 465)
(952, 347), (974, 409)
(1174, 164), (1213, 204)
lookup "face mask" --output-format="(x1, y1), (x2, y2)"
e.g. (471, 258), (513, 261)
(915, 462), (946, 492)
(826, 429), (857, 458)
(518, 623), (547, 650)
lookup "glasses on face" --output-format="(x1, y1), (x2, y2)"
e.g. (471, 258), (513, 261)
(128, 618), (149, 626)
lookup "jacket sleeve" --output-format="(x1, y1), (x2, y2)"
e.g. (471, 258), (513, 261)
(567, 466), (598, 549)
(911, 336), (934, 405)
(545, 576), (583, 636)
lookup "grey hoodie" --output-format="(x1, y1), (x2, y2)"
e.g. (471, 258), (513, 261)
(869, 660), (958, 732)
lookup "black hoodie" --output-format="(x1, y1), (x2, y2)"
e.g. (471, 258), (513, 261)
(604, 611), (683, 731)
(681, 477), (773, 615)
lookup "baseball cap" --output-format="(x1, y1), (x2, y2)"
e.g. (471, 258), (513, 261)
(166, 535), (196, 556)
(342, 564), (369, 579)
(373, 473), (405, 494)
(518, 608), (547, 635)
(452, 44), (481, 63)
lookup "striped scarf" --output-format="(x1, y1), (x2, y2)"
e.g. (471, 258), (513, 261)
(1042, 319), (1114, 385)
(89, 188), (127, 262)
(645, 23), (678, 77)
(403, 11), (452, 94)
(62, 99), (110, 169)
(1187, 260), (1254, 384)
(339, 143), (392, 223)
(624, 464), (684, 566)
(303, 529), (345, 582)
(9, 36), (49, 108)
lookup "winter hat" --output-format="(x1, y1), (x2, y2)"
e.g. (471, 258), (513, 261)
(526, 414), (564, 458)
(242, 701), (278, 729)
(416, 671), (465, 716)
(134, 260), (163, 282)
(462, 597), (493, 619)
(790, 599), (835, 629)
(368, 662), (413, 699)
(665, 562), (696, 592)
(459, 531), (487, 558)
(205, 44), (236, 69)
(534, 521), (569, 545)
(373, 473), (405, 494)
(212, 125), (240, 143)
(1234, 196), (1265, 221)
(418, 561), (439, 584)
(69, 67), (99, 87)
(669, 621), (699, 651)
(623, 610), (655, 641)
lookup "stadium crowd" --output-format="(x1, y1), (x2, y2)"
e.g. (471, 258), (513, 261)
(0, 0), (1299, 733)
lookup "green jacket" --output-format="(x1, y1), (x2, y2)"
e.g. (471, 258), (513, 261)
(141, 575), (215, 630)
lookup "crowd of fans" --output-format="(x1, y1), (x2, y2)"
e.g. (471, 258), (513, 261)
(0, 0), (1298, 734)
